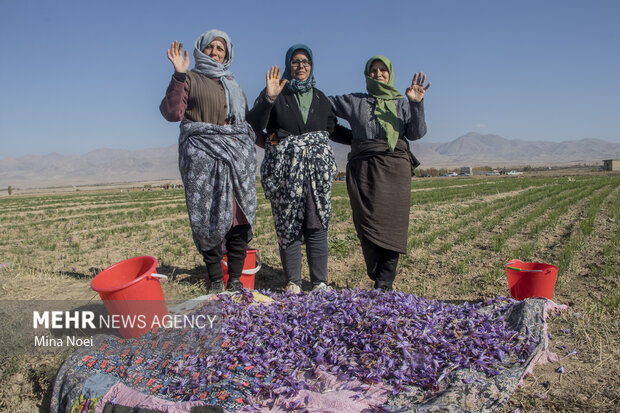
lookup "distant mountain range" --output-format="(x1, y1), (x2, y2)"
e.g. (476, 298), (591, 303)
(413, 133), (620, 167)
(2, 132), (619, 189)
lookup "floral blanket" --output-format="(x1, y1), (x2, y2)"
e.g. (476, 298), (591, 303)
(51, 291), (564, 412)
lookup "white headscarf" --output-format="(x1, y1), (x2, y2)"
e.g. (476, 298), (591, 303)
(192, 29), (246, 124)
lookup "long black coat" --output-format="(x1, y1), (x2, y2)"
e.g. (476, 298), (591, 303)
(247, 87), (351, 147)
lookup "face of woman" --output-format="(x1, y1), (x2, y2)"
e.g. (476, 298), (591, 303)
(369, 60), (390, 84)
(290, 51), (311, 82)
(203, 38), (227, 63)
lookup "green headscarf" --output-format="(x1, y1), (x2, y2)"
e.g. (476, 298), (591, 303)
(365, 55), (403, 152)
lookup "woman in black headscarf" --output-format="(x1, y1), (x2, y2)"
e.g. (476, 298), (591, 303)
(248, 44), (351, 293)
(160, 29), (256, 293)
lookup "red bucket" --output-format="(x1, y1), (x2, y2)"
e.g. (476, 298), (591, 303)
(221, 249), (261, 289)
(506, 259), (558, 300)
(91, 256), (169, 338)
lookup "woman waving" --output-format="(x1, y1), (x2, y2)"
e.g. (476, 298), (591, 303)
(248, 44), (350, 293)
(329, 55), (430, 290)
(160, 30), (256, 293)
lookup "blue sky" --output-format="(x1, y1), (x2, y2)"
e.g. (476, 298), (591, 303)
(1, 0), (619, 158)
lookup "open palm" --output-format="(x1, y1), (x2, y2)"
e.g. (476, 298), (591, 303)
(166, 40), (190, 74)
(265, 66), (287, 101)
(406, 72), (431, 102)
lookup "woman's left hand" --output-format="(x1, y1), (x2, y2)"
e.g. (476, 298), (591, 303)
(406, 72), (431, 102)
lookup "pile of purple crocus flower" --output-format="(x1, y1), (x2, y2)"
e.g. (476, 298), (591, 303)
(180, 289), (536, 400)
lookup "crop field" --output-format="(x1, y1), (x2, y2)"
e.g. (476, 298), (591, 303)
(0, 173), (618, 411)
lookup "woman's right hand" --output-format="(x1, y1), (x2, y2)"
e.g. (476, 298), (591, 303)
(167, 40), (190, 74)
(265, 66), (287, 102)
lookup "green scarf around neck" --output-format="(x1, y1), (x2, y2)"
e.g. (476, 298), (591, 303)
(365, 55), (403, 152)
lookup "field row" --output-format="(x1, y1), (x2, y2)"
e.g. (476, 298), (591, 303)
(1, 176), (618, 291)
(1, 173), (618, 413)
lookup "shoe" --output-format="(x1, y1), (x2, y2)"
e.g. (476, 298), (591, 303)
(226, 280), (244, 292)
(208, 280), (225, 294)
(312, 282), (331, 291)
(285, 282), (301, 294)
(373, 282), (393, 291)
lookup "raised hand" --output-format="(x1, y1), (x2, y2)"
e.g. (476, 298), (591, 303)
(406, 72), (431, 102)
(166, 40), (190, 74)
(265, 66), (288, 102)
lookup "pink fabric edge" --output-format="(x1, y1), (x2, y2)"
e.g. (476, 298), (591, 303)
(518, 299), (569, 385)
(239, 370), (392, 413)
(93, 381), (213, 413)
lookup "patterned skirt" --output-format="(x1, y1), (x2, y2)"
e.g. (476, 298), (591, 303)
(260, 131), (337, 248)
(178, 120), (257, 252)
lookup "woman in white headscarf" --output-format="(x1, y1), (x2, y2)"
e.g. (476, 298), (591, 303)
(160, 29), (256, 293)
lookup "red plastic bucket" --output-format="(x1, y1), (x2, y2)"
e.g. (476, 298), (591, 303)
(91, 256), (169, 338)
(221, 249), (261, 289)
(506, 259), (558, 300)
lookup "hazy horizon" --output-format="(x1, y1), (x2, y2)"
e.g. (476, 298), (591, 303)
(3, 133), (620, 160)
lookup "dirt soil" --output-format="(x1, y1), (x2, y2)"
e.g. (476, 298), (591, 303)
(0, 172), (618, 412)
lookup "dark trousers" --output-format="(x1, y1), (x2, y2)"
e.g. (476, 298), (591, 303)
(360, 236), (399, 290)
(201, 224), (251, 283)
(279, 227), (328, 287)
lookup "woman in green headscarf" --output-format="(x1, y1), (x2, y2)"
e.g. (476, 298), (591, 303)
(329, 55), (430, 290)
